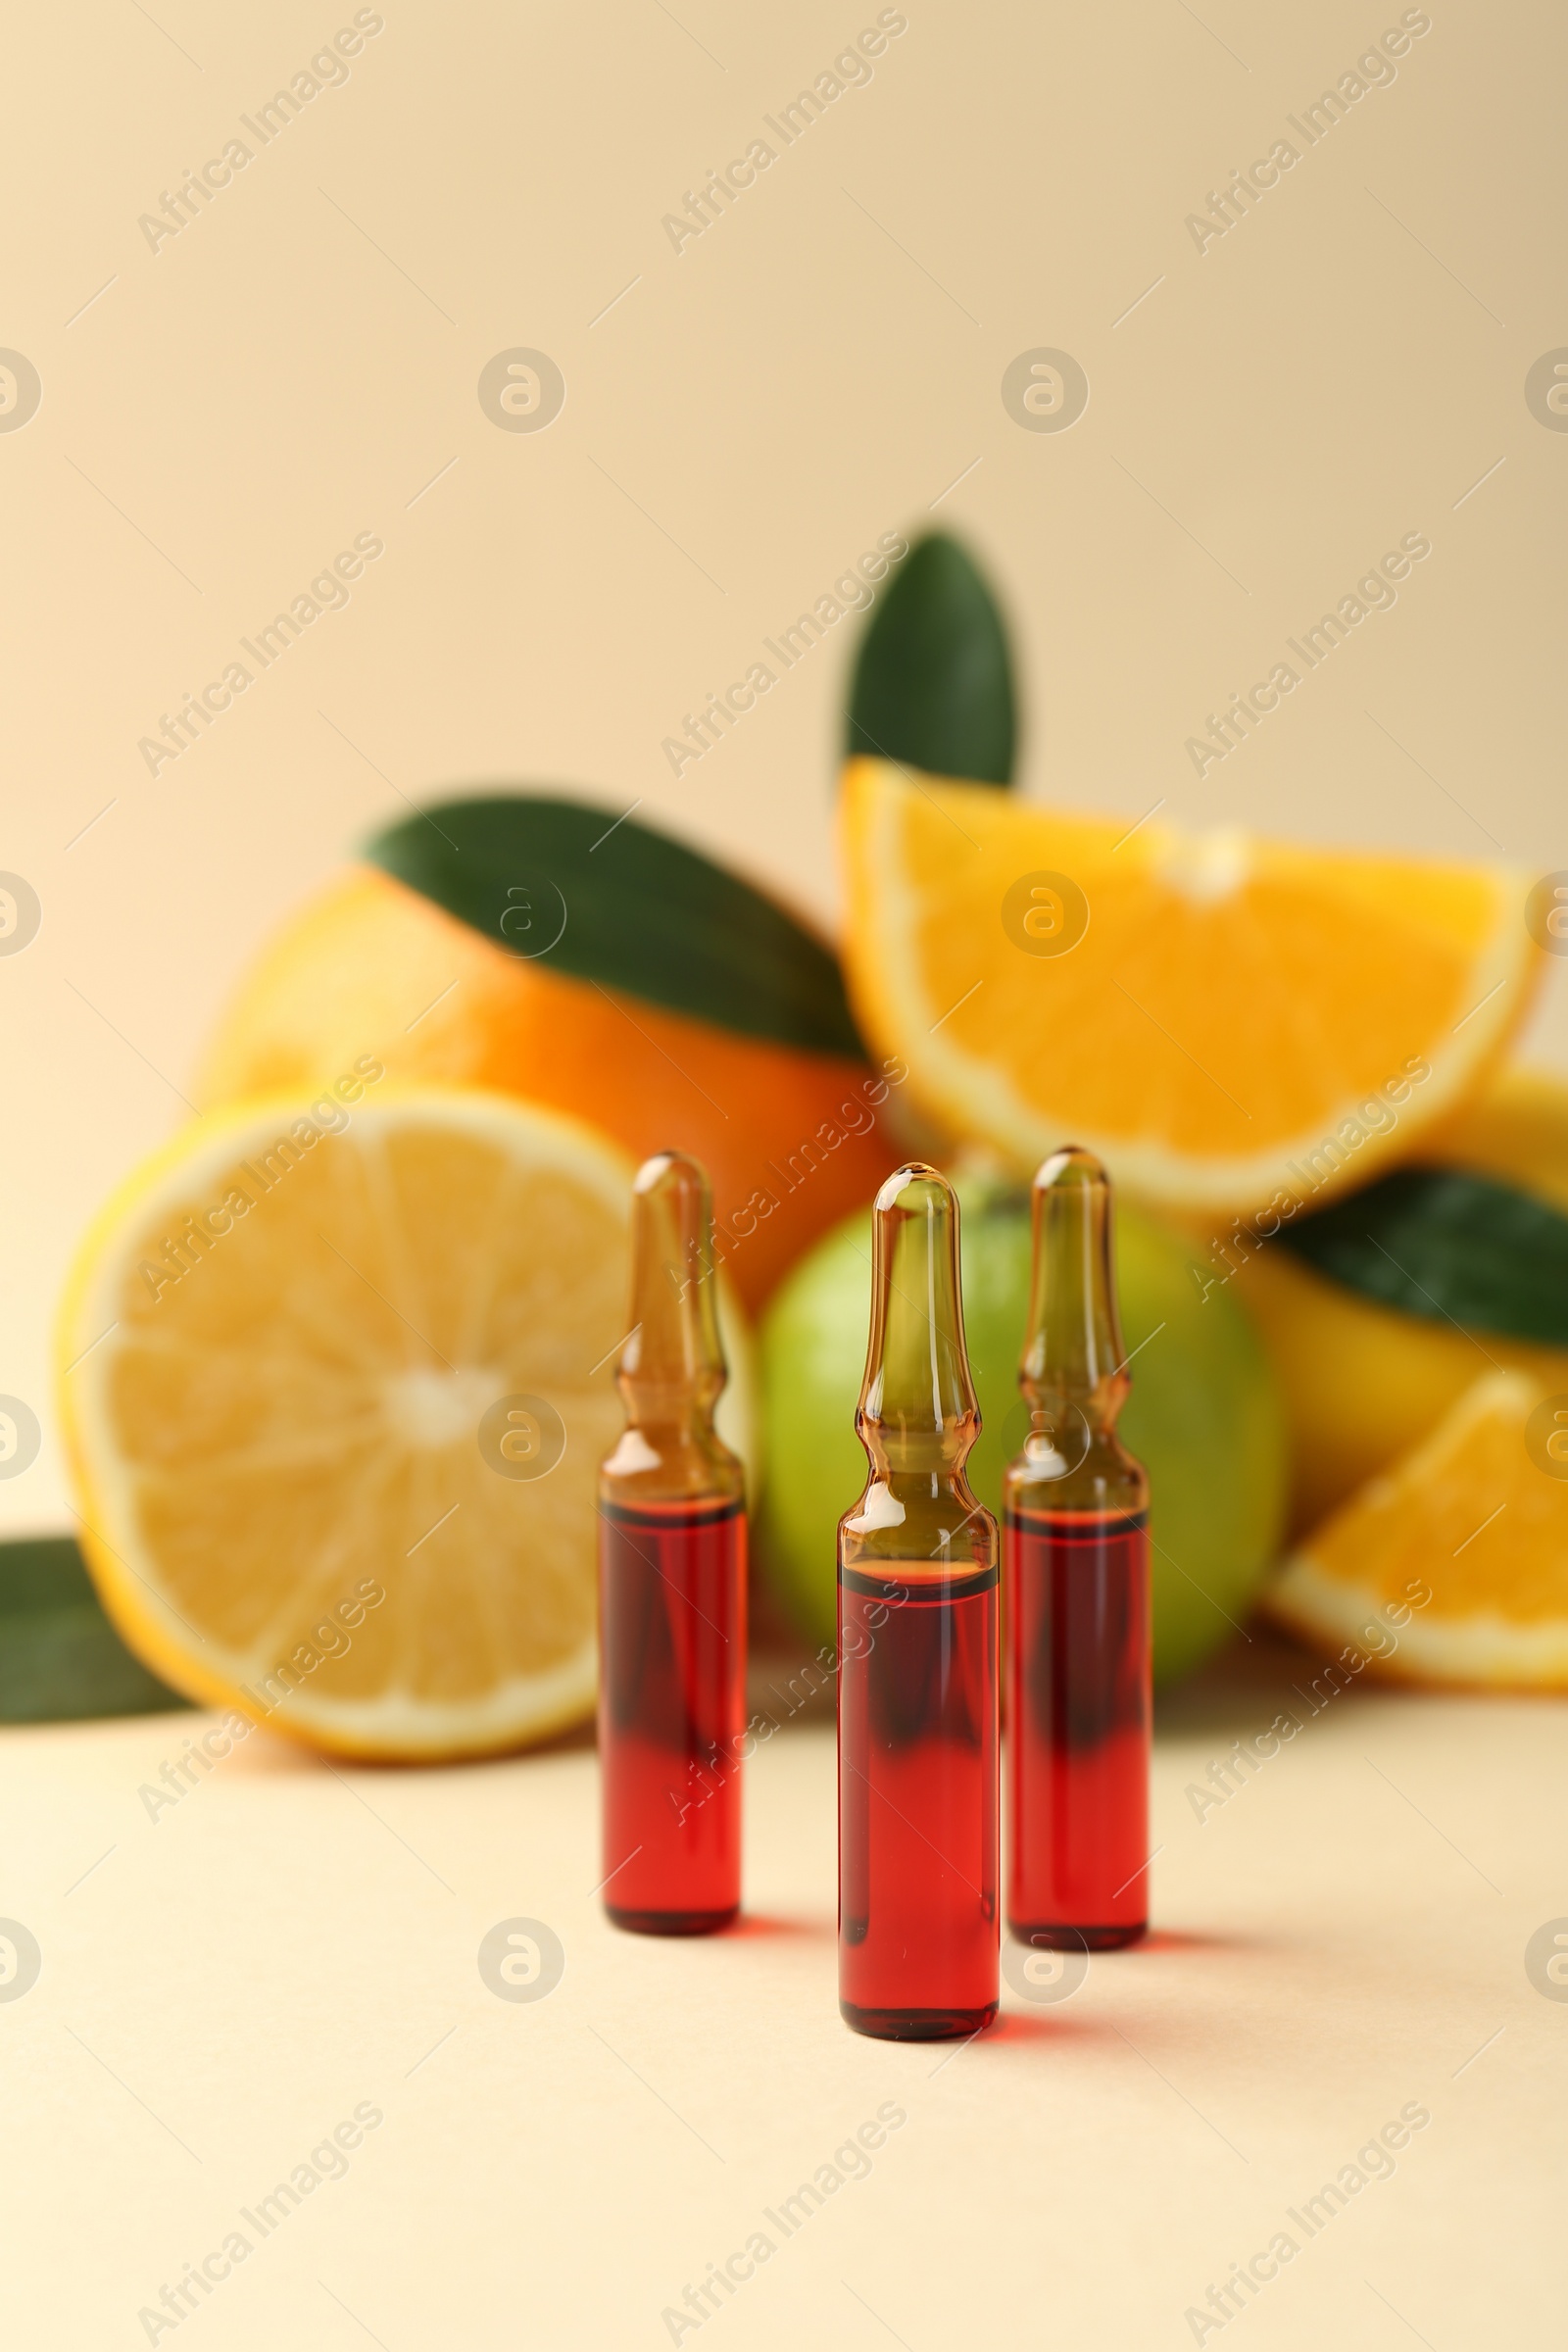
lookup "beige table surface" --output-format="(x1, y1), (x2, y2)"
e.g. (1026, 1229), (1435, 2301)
(2, 1629), (1559, 2350)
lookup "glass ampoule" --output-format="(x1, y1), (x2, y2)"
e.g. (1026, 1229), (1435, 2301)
(599, 1151), (746, 1935)
(838, 1163), (999, 2039)
(1004, 1147), (1151, 1950)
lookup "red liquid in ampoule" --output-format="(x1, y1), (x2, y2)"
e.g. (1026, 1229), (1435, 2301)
(1004, 1504), (1150, 1946)
(839, 1559), (1000, 2036)
(599, 1495), (746, 1935)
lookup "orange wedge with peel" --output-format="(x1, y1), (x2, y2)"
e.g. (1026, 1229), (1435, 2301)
(839, 757), (1541, 1212)
(1267, 1369), (1568, 1688)
(58, 1087), (751, 1759)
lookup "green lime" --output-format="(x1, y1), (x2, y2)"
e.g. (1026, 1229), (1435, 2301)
(758, 1176), (1287, 1684)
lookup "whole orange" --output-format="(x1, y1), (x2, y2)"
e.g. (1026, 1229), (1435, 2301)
(198, 867), (899, 1309)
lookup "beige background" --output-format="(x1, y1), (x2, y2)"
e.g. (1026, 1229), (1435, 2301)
(2, 5), (1566, 2342)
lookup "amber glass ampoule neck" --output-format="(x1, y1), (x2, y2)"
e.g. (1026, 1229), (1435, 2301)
(606, 1151), (740, 1502)
(855, 1163), (979, 1489)
(1009, 1147), (1146, 1515)
(1021, 1147), (1127, 1423)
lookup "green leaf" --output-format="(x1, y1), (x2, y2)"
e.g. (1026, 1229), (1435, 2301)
(367, 795), (865, 1060)
(0, 1538), (188, 1723)
(1278, 1166), (1568, 1348)
(846, 531), (1017, 785)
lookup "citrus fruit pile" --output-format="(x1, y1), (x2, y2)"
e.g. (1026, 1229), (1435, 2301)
(48, 525), (1568, 1741)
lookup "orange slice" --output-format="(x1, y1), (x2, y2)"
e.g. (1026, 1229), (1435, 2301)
(1267, 1369), (1568, 1687)
(57, 1088), (751, 1758)
(840, 757), (1541, 1211)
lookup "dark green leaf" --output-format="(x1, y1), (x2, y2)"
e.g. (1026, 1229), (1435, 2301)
(0, 1538), (188, 1723)
(367, 796), (865, 1060)
(1278, 1167), (1568, 1348)
(846, 531), (1017, 785)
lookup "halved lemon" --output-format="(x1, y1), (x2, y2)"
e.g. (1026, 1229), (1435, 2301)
(840, 757), (1541, 1211)
(58, 1088), (750, 1759)
(1266, 1369), (1568, 1688)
